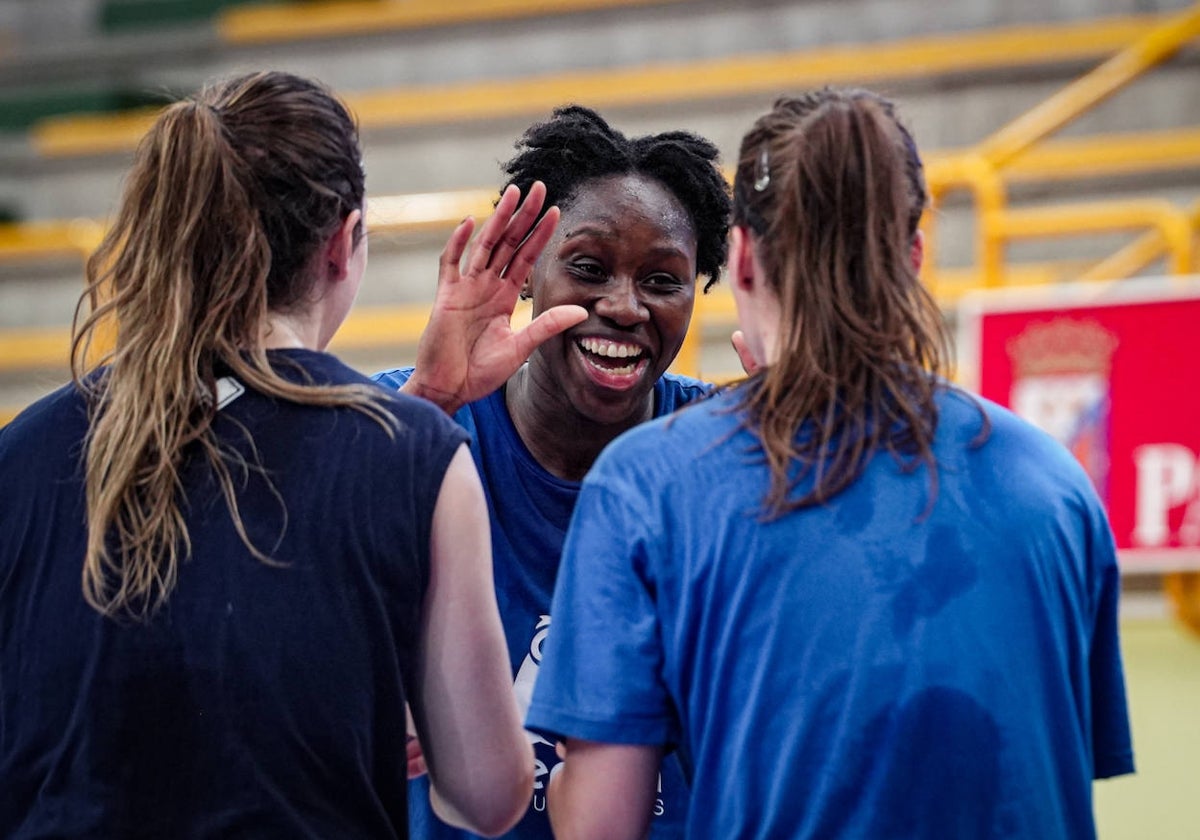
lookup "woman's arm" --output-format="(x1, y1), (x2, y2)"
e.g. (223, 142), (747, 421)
(410, 444), (533, 836)
(548, 738), (662, 840)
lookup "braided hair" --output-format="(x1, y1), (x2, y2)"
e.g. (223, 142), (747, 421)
(501, 105), (731, 290)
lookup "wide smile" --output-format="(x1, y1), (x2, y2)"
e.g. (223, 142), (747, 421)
(574, 336), (651, 390)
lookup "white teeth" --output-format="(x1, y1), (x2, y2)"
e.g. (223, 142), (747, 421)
(578, 337), (643, 359)
(586, 358), (637, 376)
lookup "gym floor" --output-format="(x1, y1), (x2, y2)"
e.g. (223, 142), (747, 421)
(1094, 617), (1200, 838)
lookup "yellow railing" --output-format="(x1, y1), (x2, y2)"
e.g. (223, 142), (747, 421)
(921, 2), (1200, 294)
(0, 219), (105, 262)
(4, 124), (1200, 384)
(217, 0), (678, 45)
(30, 12), (1176, 158)
(4, 7), (1200, 417)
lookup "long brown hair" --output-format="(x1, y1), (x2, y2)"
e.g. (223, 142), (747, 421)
(71, 71), (392, 619)
(731, 88), (958, 517)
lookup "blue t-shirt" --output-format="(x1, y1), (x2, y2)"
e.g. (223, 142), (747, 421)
(529, 386), (1134, 839)
(372, 367), (708, 840)
(1, 350), (469, 839)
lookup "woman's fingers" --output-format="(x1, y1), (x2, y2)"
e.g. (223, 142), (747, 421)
(406, 733), (428, 779)
(465, 182), (551, 279)
(488, 181), (548, 273)
(464, 184), (522, 278)
(502, 205), (559, 285)
(438, 216), (476, 281)
(511, 304), (588, 360)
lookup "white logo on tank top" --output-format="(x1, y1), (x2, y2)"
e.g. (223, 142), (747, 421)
(514, 614), (553, 750)
(215, 376), (245, 410)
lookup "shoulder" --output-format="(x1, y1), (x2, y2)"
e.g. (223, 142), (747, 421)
(941, 387), (1075, 464)
(654, 372), (714, 415)
(593, 389), (740, 484)
(261, 352), (469, 453)
(0, 384), (90, 515)
(0, 382), (88, 461)
(371, 365), (414, 391)
(938, 386), (1101, 509)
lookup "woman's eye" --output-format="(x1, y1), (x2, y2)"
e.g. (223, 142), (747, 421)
(568, 262), (608, 281)
(644, 273), (685, 291)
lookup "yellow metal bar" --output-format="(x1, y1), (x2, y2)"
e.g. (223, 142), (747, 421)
(930, 260), (1093, 304)
(976, 4), (1200, 170)
(0, 303), (441, 374)
(1080, 198), (1200, 281)
(327, 303), (434, 353)
(0, 195), (494, 267)
(0, 325), (73, 371)
(960, 156), (1008, 287)
(924, 126), (1200, 187)
(0, 220), (103, 262)
(678, 260), (1090, 380)
(1078, 228), (1172, 281)
(32, 13), (1168, 158)
(219, 0), (676, 45)
(993, 198), (1190, 239)
(918, 191), (944, 301)
(991, 198), (1194, 279)
(999, 127), (1200, 182)
(673, 327), (701, 380)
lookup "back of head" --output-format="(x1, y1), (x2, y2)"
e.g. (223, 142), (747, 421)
(71, 71), (382, 620)
(501, 104), (731, 289)
(730, 88), (950, 515)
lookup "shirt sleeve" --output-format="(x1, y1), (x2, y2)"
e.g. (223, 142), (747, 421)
(370, 366), (413, 391)
(526, 469), (679, 748)
(1086, 502), (1135, 779)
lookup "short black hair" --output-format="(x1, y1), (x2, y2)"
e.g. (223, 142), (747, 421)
(501, 105), (731, 291)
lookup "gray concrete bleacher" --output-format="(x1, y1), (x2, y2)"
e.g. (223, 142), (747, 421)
(0, 0), (1197, 419)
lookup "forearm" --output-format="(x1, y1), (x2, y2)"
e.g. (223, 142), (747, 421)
(429, 775), (530, 838)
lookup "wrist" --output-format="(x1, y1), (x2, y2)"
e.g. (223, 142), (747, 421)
(400, 375), (463, 416)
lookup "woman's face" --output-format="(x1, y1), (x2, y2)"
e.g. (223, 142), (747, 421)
(525, 173), (698, 426)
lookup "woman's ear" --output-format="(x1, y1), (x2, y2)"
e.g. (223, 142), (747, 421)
(910, 228), (925, 275)
(326, 209), (364, 282)
(728, 226), (758, 291)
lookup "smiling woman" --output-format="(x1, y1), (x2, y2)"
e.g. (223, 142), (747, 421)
(509, 172), (699, 470)
(373, 104), (731, 840)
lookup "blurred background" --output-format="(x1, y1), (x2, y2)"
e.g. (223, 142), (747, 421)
(0, 0), (1197, 835)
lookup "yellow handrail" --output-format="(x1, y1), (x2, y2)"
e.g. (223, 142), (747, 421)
(4, 167), (1199, 381)
(218, 0), (677, 45)
(0, 219), (104, 261)
(5, 8), (1200, 411)
(923, 2), (1200, 290)
(975, 4), (1200, 170)
(30, 12), (1173, 158)
(1080, 198), (1200, 280)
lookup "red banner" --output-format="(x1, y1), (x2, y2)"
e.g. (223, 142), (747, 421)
(958, 278), (1200, 572)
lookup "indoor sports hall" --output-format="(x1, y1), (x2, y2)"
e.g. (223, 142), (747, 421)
(1, 1), (1197, 836)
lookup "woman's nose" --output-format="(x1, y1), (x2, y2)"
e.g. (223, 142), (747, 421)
(594, 281), (649, 326)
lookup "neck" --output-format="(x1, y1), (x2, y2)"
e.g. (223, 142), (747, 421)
(504, 365), (653, 482)
(260, 311), (319, 350)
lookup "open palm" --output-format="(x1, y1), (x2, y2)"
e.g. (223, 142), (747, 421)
(403, 182), (586, 414)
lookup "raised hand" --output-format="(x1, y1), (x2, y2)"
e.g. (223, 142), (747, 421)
(401, 182), (587, 414)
